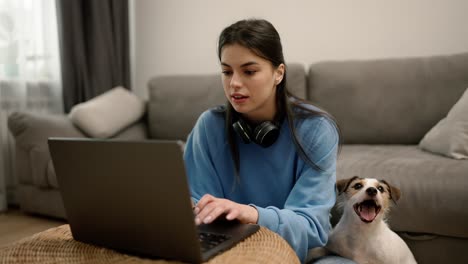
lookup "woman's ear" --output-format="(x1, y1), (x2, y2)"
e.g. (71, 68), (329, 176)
(274, 63), (285, 85)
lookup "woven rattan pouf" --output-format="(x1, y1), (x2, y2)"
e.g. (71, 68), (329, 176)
(0, 224), (300, 264)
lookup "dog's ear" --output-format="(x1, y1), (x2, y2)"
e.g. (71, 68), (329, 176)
(381, 180), (401, 204)
(337, 176), (360, 195)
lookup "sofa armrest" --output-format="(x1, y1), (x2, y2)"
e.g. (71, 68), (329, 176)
(8, 111), (150, 188)
(8, 111), (86, 187)
(8, 111), (85, 151)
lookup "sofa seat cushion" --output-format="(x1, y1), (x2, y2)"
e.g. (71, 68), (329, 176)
(336, 144), (468, 238)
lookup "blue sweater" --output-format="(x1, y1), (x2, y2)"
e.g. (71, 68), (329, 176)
(183, 108), (338, 262)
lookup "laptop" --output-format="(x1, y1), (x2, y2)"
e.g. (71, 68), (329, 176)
(48, 138), (259, 263)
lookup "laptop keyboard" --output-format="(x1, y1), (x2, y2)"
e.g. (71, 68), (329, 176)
(198, 232), (231, 252)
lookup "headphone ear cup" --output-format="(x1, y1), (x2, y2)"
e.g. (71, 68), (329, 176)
(253, 121), (280, 148)
(232, 118), (253, 144)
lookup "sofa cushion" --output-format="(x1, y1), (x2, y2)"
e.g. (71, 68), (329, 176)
(419, 87), (468, 159)
(147, 63), (306, 140)
(336, 145), (468, 238)
(308, 52), (468, 144)
(69, 87), (145, 138)
(147, 74), (225, 140)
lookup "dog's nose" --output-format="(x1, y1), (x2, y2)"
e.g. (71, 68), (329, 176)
(366, 187), (377, 197)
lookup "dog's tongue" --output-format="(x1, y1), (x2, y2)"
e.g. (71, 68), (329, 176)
(361, 204), (377, 222)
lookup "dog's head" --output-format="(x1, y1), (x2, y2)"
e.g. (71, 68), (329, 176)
(336, 176), (401, 224)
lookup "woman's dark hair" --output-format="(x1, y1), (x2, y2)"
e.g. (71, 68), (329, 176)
(218, 18), (340, 176)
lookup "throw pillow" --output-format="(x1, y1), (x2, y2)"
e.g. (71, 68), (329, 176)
(419, 87), (468, 159)
(69, 87), (145, 138)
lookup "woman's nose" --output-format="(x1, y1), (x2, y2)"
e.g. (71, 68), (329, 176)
(230, 72), (242, 88)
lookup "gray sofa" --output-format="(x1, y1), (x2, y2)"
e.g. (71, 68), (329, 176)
(8, 53), (468, 263)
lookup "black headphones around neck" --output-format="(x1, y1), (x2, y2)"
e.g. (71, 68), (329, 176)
(232, 117), (280, 148)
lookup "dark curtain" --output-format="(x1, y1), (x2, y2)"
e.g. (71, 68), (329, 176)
(56, 0), (130, 113)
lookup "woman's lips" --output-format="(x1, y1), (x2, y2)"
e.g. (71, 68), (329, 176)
(231, 94), (249, 104)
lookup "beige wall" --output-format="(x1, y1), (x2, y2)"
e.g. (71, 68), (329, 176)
(131, 0), (468, 99)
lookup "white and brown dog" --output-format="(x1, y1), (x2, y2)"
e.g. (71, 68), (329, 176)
(309, 176), (417, 264)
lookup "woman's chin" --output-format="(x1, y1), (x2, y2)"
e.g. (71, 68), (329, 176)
(231, 104), (249, 114)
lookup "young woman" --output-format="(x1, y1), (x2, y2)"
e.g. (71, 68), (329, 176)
(184, 19), (354, 264)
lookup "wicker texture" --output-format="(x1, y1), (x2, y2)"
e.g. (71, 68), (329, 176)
(0, 225), (299, 264)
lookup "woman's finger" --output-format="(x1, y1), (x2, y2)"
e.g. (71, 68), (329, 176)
(196, 199), (218, 220)
(202, 205), (228, 224)
(198, 199), (229, 223)
(195, 196), (226, 225)
(195, 194), (214, 211)
(225, 208), (239, 220)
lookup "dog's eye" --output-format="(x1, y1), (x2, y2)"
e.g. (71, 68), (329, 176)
(353, 183), (363, 190)
(377, 186), (385, 192)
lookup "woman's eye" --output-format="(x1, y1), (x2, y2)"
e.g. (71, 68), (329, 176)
(222, 70), (232, 76)
(377, 186), (385, 192)
(244, 70), (256, 75)
(353, 183), (363, 190)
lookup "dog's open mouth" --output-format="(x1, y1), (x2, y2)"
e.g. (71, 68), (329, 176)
(353, 199), (381, 223)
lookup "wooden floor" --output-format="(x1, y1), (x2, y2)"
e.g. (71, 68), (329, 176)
(0, 208), (66, 248)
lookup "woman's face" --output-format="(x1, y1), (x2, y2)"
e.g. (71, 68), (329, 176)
(220, 44), (284, 123)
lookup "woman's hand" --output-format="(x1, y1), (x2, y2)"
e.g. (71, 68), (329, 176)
(194, 194), (258, 225)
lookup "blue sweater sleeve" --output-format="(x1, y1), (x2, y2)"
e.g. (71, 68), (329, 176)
(183, 110), (226, 204)
(252, 117), (338, 263)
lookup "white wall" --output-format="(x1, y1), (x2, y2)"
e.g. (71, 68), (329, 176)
(131, 0), (468, 99)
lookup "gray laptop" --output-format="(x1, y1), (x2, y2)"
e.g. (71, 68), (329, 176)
(48, 138), (259, 263)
